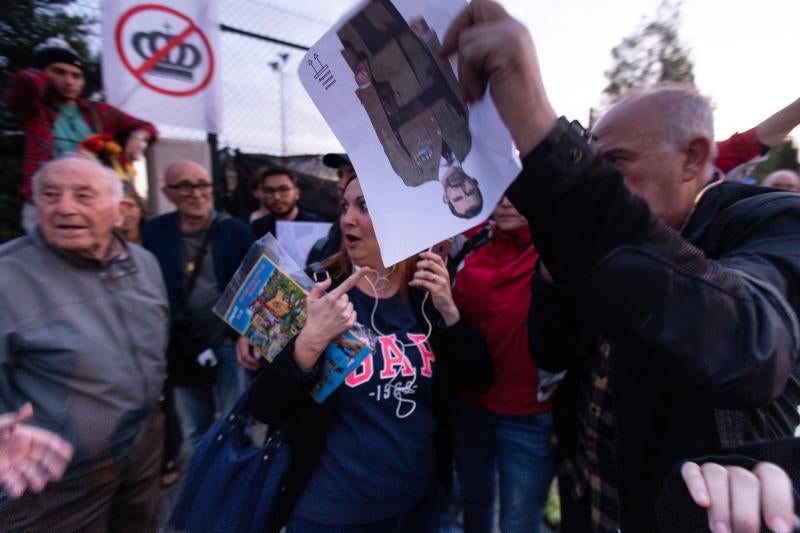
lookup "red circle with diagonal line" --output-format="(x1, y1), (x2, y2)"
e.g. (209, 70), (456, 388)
(115, 3), (215, 97)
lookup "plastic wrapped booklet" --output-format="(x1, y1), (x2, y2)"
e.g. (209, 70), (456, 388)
(213, 234), (372, 403)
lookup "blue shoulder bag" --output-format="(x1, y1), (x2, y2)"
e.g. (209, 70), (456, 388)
(168, 391), (290, 533)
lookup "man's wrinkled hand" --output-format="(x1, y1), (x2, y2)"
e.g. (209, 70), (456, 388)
(0, 404), (74, 498)
(441, 0), (557, 156)
(681, 461), (798, 533)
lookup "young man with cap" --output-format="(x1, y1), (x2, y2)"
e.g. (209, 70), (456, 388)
(4, 37), (157, 232)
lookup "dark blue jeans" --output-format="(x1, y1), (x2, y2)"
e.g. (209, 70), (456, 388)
(173, 343), (249, 447)
(452, 406), (555, 533)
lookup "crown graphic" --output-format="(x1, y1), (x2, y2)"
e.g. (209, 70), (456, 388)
(132, 29), (201, 80)
(307, 53), (329, 79)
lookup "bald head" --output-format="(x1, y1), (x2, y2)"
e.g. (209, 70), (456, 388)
(165, 160), (209, 185)
(593, 83), (717, 229)
(601, 83), (717, 169)
(764, 169), (800, 192)
(162, 160), (213, 225)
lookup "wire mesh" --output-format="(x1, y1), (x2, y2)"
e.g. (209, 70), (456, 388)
(69, 0), (355, 156)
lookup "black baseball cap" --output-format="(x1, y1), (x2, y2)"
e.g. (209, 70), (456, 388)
(322, 153), (351, 169)
(35, 37), (83, 71)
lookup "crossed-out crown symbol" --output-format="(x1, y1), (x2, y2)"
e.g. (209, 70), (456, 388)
(132, 26), (201, 80)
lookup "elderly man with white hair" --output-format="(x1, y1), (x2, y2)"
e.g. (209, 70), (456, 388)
(442, 3), (800, 532)
(0, 154), (169, 532)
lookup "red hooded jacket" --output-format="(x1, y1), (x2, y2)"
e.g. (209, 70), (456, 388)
(452, 222), (551, 415)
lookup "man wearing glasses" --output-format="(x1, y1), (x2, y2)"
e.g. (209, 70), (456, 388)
(251, 167), (323, 239)
(142, 160), (254, 449)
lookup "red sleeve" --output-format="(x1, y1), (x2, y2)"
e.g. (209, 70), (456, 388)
(3, 68), (49, 123)
(715, 127), (764, 174)
(94, 101), (159, 142)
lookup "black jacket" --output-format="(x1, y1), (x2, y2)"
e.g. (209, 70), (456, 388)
(506, 129), (800, 532)
(247, 279), (493, 531)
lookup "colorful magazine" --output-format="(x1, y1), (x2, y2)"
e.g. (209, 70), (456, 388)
(214, 235), (371, 402)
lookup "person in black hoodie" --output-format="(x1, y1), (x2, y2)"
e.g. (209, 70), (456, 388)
(441, 2), (800, 532)
(247, 175), (492, 532)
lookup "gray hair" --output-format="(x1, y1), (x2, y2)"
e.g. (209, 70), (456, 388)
(32, 152), (124, 202)
(615, 83), (718, 171)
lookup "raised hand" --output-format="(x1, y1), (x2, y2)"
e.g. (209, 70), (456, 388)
(0, 404), (74, 498)
(410, 250), (460, 326)
(294, 267), (369, 370)
(440, 0), (557, 156)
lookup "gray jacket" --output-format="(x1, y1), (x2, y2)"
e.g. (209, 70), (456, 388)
(0, 231), (168, 478)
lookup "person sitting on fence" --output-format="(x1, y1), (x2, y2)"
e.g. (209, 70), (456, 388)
(4, 37), (156, 233)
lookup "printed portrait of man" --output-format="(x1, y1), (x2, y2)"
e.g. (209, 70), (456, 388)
(337, 0), (482, 219)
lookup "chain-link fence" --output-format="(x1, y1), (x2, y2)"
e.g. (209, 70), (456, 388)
(69, 0), (350, 156)
(0, 0), (355, 242)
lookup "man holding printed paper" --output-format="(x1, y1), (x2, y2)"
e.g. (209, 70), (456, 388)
(441, 1), (800, 531)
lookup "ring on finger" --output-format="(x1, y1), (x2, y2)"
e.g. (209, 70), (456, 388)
(432, 273), (439, 283)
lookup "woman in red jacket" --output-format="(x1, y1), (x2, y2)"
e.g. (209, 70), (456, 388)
(451, 196), (555, 533)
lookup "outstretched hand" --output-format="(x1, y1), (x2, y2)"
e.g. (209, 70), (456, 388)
(440, 0), (557, 156)
(681, 461), (798, 533)
(0, 403), (74, 498)
(294, 267), (369, 370)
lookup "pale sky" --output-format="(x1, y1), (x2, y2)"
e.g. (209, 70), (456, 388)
(151, 0), (799, 154)
(501, 0), (800, 142)
(311, 0), (800, 145)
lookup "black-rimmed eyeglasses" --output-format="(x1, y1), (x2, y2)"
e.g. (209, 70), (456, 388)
(167, 181), (214, 196)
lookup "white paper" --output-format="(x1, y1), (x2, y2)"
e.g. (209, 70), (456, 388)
(102, 0), (222, 132)
(276, 220), (334, 268)
(299, 0), (521, 267)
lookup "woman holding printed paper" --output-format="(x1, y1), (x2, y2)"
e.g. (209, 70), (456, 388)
(247, 175), (493, 532)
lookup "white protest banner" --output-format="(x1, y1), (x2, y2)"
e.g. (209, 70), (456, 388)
(299, 0), (521, 267)
(102, 0), (222, 132)
(276, 221), (333, 268)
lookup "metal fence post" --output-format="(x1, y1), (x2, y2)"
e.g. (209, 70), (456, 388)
(207, 132), (223, 211)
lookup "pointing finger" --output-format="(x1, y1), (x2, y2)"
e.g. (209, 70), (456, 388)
(329, 267), (369, 299)
(308, 277), (332, 300)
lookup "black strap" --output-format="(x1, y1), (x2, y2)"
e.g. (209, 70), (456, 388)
(452, 224), (492, 264)
(178, 216), (217, 307)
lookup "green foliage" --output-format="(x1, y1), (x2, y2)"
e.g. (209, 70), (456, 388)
(0, 0), (100, 117)
(0, 0), (98, 243)
(603, 0), (695, 101)
(752, 140), (800, 182)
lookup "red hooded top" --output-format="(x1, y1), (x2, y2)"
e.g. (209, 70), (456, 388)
(452, 223), (551, 415)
